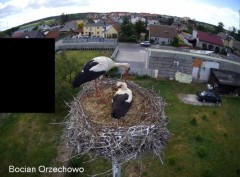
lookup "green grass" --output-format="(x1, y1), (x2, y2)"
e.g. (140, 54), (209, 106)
(19, 19), (56, 29)
(0, 51), (240, 177)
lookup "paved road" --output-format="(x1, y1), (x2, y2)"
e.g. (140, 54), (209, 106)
(116, 43), (149, 70)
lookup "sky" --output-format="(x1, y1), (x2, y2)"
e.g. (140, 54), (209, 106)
(0, 0), (239, 31)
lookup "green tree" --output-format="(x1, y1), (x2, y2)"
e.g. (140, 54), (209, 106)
(236, 30), (240, 41)
(56, 51), (79, 84)
(32, 26), (38, 31)
(5, 26), (20, 36)
(60, 13), (69, 24)
(171, 36), (179, 47)
(229, 26), (236, 36)
(196, 25), (206, 32)
(119, 16), (137, 42)
(215, 21), (224, 34)
(77, 22), (84, 29)
(0, 31), (7, 38)
(134, 20), (146, 36)
(167, 17), (174, 25)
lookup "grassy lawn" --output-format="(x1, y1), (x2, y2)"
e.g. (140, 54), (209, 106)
(0, 51), (240, 177)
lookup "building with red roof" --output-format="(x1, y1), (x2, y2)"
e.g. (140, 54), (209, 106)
(192, 30), (224, 53)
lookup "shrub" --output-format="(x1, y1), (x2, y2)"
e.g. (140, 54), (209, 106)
(237, 168), (240, 176)
(190, 118), (197, 126)
(212, 110), (217, 115)
(196, 146), (208, 158)
(195, 134), (203, 142)
(135, 75), (151, 80)
(201, 115), (208, 121)
(223, 132), (228, 138)
(201, 169), (213, 177)
(71, 156), (82, 167)
(167, 155), (176, 165)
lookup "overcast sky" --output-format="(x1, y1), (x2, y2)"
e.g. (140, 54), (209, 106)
(0, 0), (239, 31)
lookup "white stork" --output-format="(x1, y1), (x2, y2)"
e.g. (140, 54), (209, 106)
(72, 56), (130, 101)
(111, 82), (132, 119)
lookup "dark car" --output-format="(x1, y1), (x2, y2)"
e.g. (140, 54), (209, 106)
(140, 41), (151, 47)
(197, 90), (221, 104)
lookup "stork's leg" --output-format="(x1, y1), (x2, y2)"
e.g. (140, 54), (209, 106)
(100, 79), (108, 104)
(94, 79), (100, 97)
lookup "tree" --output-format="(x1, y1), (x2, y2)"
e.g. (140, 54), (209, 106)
(56, 51), (79, 84)
(134, 20), (146, 36)
(77, 22), (84, 29)
(171, 36), (179, 47)
(228, 27), (240, 41)
(32, 26), (38, 31)
(215, 21), (224, 34)
(0, 31), (7, 38)
(196, 25), (206, 32)
(60, 13), (69, 24)
(5, 26), (20, 36)
(119, 16), (137, 42)
(167, 17), (174, 25)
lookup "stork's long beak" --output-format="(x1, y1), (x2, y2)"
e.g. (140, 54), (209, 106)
(124, 68), (130, 81)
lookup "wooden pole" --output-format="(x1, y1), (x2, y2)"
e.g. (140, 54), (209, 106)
(112, 159), (121, 177)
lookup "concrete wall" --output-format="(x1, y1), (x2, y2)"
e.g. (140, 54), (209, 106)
(149, 51), (193, 79)
(147, 49), (240, 83)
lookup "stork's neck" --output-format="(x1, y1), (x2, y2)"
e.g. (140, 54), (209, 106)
(115, 62), (130, 70)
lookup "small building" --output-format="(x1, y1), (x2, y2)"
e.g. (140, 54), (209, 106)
(44, 28), (60, 40)
(149, 24), (177, 45)
(83, 23), (104, 37)
(208, 68), (240, 95)
(192, 30), (224, 53)
(59, 21), (77, 33)
(105, 23), (120, 38)
(12, 30), (44, 38)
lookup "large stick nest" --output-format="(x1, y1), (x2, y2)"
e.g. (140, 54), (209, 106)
(65, 78), (170, 164)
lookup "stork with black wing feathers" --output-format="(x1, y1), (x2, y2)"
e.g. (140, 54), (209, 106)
(72, 56), (130, 102)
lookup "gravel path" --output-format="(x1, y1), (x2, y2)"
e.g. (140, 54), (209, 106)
(178, 94), (220, 106)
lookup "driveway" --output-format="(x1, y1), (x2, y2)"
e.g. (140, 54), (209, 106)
(116, 43), (148, 70)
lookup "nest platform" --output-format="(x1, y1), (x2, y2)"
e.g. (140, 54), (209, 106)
(65, 78), (170, 164)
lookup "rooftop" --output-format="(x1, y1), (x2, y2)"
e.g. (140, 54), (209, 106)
(211, 68), (240, 86)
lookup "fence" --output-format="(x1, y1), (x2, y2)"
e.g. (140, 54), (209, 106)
(62, 38), (118, 44)
(58, 43), (117, 50)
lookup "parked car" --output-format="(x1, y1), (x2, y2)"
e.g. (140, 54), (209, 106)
(140, 41), (151, 47)
(197, 90), (221, 104)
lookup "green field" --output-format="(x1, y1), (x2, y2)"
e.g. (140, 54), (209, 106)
(19, 19), (56, 30)
(0, 51), (239, 177)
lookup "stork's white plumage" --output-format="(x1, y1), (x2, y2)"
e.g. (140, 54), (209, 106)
(72, 56), (130, 102)
(111, 82), (132, 119)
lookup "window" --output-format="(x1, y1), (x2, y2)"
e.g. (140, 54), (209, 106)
(173, 61), (179, 67)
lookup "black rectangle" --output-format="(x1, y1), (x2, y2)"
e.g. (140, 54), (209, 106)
(0, 38), (55, 113)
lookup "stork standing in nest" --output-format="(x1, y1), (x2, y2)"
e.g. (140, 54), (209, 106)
(72, 56), (130, 102)
(112, 82), (133, 119)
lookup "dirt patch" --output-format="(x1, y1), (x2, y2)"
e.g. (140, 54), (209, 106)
(178, 94), (220, 106)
